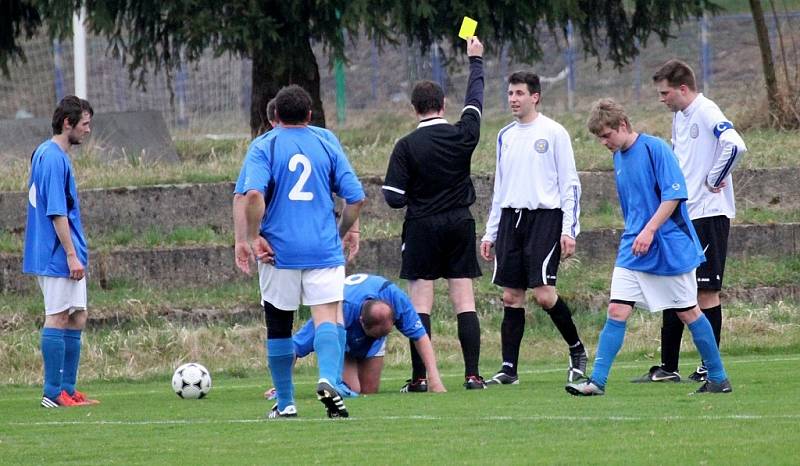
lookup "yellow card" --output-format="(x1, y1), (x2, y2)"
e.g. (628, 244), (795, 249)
(458, 16), (477, 40)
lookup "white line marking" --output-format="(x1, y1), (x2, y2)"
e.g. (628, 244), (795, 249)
(7, 413), (800, 428)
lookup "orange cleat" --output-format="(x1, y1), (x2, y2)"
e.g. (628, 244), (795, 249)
(42, 390), (81, 408)
(70, 390), (100, 405)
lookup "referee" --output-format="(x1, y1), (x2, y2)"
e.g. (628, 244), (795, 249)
(382, 37), (487, 391)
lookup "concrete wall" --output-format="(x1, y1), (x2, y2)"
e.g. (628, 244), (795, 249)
(1, 168), (797, 235)
(2, 222), (797, 293)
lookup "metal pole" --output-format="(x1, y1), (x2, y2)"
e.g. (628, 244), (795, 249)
(72, 6), (88, 99)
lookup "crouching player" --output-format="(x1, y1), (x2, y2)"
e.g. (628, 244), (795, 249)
(265, 274), (446, 413)
(566, 99), (732, 396)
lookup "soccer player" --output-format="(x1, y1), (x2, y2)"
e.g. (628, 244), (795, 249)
(479, 71), (587, 385)
(24, 95), (100, 407)
(234, 85), (365, 418)
(567, 98), (732, 396)
(633, 60), (747, 383)
(382, 37), (487, 391)
(267, 274), (446, 398)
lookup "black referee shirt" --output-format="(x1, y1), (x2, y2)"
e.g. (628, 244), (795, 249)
(383, 57), (484, 219)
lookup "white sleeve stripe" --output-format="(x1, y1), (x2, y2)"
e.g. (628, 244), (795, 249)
(462, 105), (482, 118)
(381, 185), (406, 195)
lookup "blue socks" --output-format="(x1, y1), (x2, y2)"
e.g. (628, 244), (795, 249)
(313, 322), (341, 384)
(336, 324), (346, 384)
(590, 318), (627, 388)
(266, 338), (295, 410)
(62, 329), (82, 395)
(41, 327), (66, 399)
(688, 314), (728, 383)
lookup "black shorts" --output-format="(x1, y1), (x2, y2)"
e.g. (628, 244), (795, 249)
(400, 208), (482, 280)
(693, 215), (730, 291)
(493, 208), (562, 289)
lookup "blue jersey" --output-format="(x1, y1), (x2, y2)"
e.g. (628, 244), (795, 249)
(23, 140), (88, 277)
(234, 126), (345, 193)
(237, 126), (364, 269)
(294, 274), (426, 359)
(613, 134), (704, 275)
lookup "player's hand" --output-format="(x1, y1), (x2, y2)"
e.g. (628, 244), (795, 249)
(706, 178), (727, 193)
(632, 229), (654, 257)
(560, 235), (576, 259)
(428, 379), (447, 393)
(467, 37), (483, 58)
(480, 241), (494, 261)
(234, 241), (256, 274)
(342, 230), (360, 262)
(252, 236), (275, 264)
(264, 387), (276, 400)
(67, 253), (85, 281)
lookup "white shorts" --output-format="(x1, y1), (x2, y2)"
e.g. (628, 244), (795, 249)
(36, 276), (87, 315)
(258, 263), (345, 311)
(609, 267), (697, 313)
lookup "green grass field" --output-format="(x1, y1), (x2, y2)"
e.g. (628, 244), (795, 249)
(1, 355), (798, 464)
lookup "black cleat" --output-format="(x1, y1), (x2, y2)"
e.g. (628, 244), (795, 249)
(631, 365), (682, 383)
(485, 371), (520, 386)
(267, 403), (298, 419)
(688, 364), (708, 382)
(463, 375), (487, 390)
(694, 378), (733, 394)
(568, 349), (589, 383)
(316, 379), (349, 418)
(399, 378), (428, 393)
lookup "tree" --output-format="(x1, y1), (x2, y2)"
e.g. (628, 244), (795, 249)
(2, 1), (721, 135)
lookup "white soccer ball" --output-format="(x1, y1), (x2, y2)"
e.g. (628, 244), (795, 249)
(172, 363), (212, 399)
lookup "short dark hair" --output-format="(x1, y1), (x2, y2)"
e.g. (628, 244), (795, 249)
(361, 299), (394, 329)
(652, 59), (697, 92)
(52, 96), (93, 135)
(508, 71), (541, 96)
(410, 80), (444, 115)
(266, 98), (277, 123)
(274, 85), (312, 125)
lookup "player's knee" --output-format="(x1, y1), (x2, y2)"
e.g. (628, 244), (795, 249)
(607, 302), (632, 321)
(532, 287), (556, 309)
(264, 301), (294, 339)
(44, 310), (70, 328)
(67, 310), (88, 330)
(671, 305), (701, 324)
(502, 289), (525, 307)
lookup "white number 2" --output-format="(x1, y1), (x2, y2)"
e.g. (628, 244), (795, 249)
(288, 154), (314, 201)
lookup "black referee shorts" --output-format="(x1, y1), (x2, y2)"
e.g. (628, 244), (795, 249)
(693, 215), (730, 291)
(493, 208), (563, 289)
(400, 208), (482, 280)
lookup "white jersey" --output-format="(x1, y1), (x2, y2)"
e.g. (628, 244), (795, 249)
(672, 93), (747, 220)
(482, 114), (581, 243)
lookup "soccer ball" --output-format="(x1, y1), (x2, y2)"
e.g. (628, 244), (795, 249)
(172, 363), (212, 399)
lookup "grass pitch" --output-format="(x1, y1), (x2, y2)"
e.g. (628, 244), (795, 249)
(1, 354), (798, 464)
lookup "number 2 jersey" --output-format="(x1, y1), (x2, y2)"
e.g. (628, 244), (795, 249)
(236, 126), (364, 269)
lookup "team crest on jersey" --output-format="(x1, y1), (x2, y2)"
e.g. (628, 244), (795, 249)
(672, 183), (681, 191)
(534, 139), (549, 153)
(690, 123), (699, 138)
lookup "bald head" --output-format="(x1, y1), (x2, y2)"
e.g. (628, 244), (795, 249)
(361, 300), (394, 338)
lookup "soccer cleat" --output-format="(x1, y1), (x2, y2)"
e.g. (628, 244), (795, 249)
(568, 349), (589, 383)
(267, 403), (298, 419)
(41, 390), (81, 408)
(485, 371), (519, 385)
(399, 378), (428, 393)
(316, 379), (349, 418)
(688, 364), (708, 383)
(694, 378), (733, 394)
(565, 379), (605, 396)
(463, 375), (487, 390)
(70, 390), (100, 405)
(631, 365), (682, 383)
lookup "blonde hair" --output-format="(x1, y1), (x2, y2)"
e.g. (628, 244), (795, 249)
(587, 98), (631, 136)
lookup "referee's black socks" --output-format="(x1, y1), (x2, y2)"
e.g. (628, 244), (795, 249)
(544, 297), (584, 354)
(457, 311), (481, 377)
(661, 308), (684, 373)
(500, 307), (525, 376)
(702, 305), (722, 347)
(410, 313), (432, 380)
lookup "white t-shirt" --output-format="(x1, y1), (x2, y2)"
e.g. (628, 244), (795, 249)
(482, 114), (581, 243)
(672, 94), (747, 220)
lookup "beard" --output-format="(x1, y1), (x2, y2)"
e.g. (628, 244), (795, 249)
(68, 134), (83, 145)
